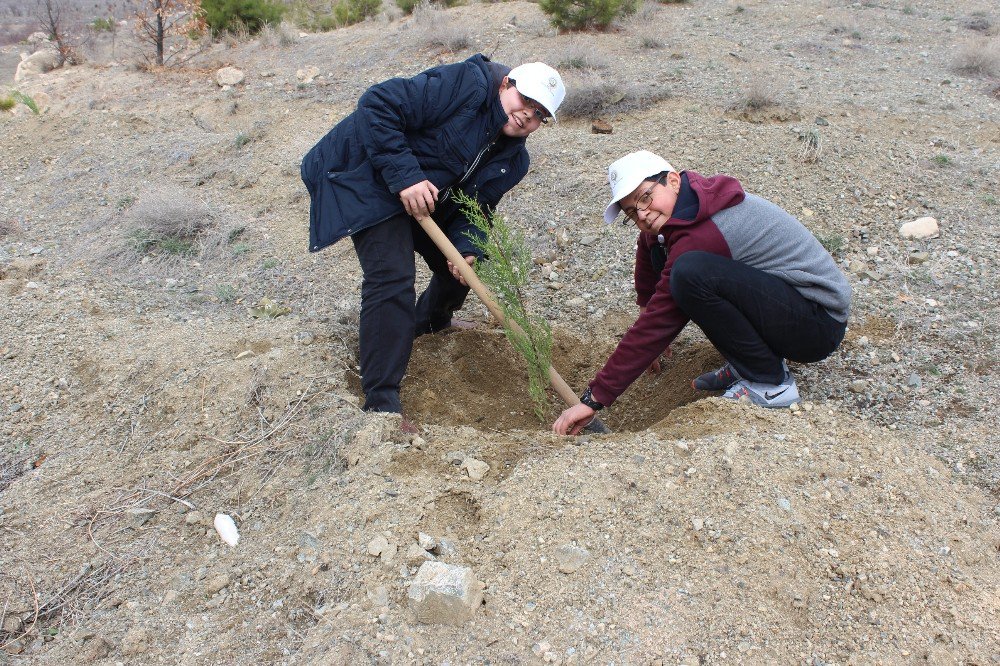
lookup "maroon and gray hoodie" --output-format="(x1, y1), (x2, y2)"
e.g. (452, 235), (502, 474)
(589, 171), (852, 407)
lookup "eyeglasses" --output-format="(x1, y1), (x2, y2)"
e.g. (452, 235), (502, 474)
(620, 175), (666, 225)
(508, 78), (549, 125)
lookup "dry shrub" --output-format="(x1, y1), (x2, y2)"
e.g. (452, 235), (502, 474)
(259, 21), (299, 47)
(730, 81), (780, 112)
(557, 75), (671, 119)
(960, 13), (993, 34)
(125, 185), (213, 243)
(953, 37), (1000, 77)
(411, 2), (472, 51)
(556, 44), (609, 70)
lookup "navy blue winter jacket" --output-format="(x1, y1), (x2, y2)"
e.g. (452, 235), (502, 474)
(301, 54), (530, 256)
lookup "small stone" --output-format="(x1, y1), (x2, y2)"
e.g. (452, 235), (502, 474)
(407, 562), (484, 625)
(691, 517), (704, 531)
(899, 216), (939, 239)
(126, 507), (156, 527)
(405, 543), (435, 563)
(591, 119), (613, 134)
(121, 626), (151, 656)
(296, 66), (320, 83)
(204, 574), (231, 595)
(777, 498), (792, 512)
(367, 585), (390, 607)
(81, 637), (113, 662)
(850, 379), (868, 393)
(461, 457), (490, 481)
(554, 544), (590, 573)
(579, 235), (599, 246)
(907, 373), (922, 389)
(567, 297), (586, 307)
(293, 331), (315, 345)
(368, 536), (390, 557)
(215, 66), (245, 87)
(417, 532), (437, 551)
(908, 251), (930, 265)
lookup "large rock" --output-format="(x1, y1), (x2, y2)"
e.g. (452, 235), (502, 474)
(15, 49), (61, 82)
(215, 66), (245, 87)
(899, 216), (939, 239)
(407, 562), (484, 625)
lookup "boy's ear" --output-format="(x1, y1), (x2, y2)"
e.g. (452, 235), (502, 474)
(500, 75), (510, 90)
(667, 171), (682, 192)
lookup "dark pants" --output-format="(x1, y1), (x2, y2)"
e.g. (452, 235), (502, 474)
(671, 251), (846, 385)
(350, 214), (471, 412)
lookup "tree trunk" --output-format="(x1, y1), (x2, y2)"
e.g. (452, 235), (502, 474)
(156, 11), (164, 66)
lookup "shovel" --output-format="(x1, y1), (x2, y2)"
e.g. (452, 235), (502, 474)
(416, 215), (611, 435)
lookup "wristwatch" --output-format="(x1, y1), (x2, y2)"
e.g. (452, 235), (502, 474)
(579, 387), (604, 411)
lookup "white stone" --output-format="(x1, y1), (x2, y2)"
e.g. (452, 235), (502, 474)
(899, 216), (939, 239)
(296, 66), (320, 83)
(407, 562), (483, 625)
(405, 543), (434, 563)
(215, 66), (245, 87)
(417, 532), (437, 551)
(461, 457), (490, 481)
(367, 536), (389, 557)
(554, 544), (589, 573)
(15, 48), (60, 82)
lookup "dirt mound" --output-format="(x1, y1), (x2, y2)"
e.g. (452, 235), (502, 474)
(347, 327), (723, 432)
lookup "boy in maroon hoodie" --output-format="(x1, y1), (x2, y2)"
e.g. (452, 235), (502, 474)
(553, 150), (851, 435)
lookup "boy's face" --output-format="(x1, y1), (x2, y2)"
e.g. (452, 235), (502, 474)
(499, 77), (549, 138)
(619, 171), (682, 235)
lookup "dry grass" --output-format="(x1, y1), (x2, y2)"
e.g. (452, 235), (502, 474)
(953, 37), (1000, 77)
(556, 45), (610, 71)
(730, 81), (780, 112)
(259, 21), (300, 47)
(0, 218), (19, 236)
(557, 75), (671, 119)
(411, 3), (473, 52)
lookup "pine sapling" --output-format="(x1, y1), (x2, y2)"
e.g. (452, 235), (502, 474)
(454, 191), (553, 420)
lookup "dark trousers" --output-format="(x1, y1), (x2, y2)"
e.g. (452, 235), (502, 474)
(671, 251), (846, 385)
(350, 214), (470, 412)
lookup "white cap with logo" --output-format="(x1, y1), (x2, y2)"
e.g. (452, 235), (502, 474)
(603, 150), (677, 224)
(507, 62), (566, 121)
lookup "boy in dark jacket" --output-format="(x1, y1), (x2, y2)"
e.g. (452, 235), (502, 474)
(302, 55), (565, 415)
(553, 150), (851, 435)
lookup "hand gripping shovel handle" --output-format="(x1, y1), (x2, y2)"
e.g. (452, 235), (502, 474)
(416, 215), (610, 434)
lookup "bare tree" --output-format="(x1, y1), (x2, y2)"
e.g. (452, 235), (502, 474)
(35, 0), (80, 65)
(134, 0), (205, 67)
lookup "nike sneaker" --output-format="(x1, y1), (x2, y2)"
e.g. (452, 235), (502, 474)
(722, 371), (800, 408)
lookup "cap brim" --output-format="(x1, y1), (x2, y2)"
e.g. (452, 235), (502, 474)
(603, 203), (621, 225)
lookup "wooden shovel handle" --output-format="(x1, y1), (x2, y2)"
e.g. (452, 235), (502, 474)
(416, 215), (580, 408)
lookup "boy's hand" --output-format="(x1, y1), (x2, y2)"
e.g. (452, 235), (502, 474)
(552, 403), (596, 436)
(447, 256), (476, 286)
(399, 180), (439, 218)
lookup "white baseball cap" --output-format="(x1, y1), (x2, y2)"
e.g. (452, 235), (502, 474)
(603, 150), (677, 224)
(507, 62), (566, 121)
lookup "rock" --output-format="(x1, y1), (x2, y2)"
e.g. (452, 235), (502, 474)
(417, 532), (437, 551)
(297, 66), (320, 83)
(907, 373), (922, 389)
(405, 543), (435, 563)
(554, 544), (590, 573)
(367, 585), (390, 607)
(691, 517), (704, 531)
(777, 498), (792, 512)
(368, 536), (390, 556)
(461, 457), (490, 481)
(908, 251), (930, 265)
(850, 379), (868, 393)
(407, 562), (484, 625)
(591, 119), (613, 134)
(81, 636), (113, 662)
(579, 235), (599, 246)
(215, 66), (245, 87)
(567, 297), (586, 307)
(126, 507), (156, 527)
(293, 331), (314, 345)
(205, 573), (231, 595)
(899, 216), (939, 239)
(121, 626), (151, 656)
(14, 48), (61, 82)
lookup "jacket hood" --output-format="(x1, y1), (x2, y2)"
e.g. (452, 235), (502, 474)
(664, 171), (745, 229)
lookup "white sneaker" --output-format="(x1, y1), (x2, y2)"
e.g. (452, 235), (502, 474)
(722, 371), (799, 408)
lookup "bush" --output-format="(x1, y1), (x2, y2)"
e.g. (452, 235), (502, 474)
(556, 76), (670, 119)
(953, 37), (1000, 77)
(0, 96), (13, 112)
(90, 17), (116, 31)
(538, 0), (639, 31)
(333, 0), (381, 26)
(202, 0), (285, 35)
